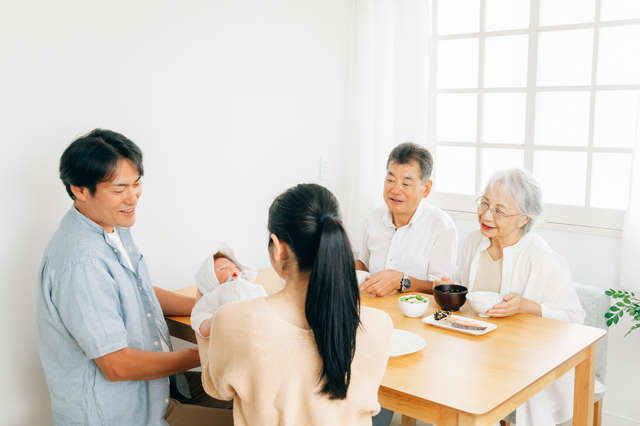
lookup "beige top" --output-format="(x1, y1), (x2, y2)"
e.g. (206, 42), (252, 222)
(472, 249), (502, 293)
(200, 298), (393, 426)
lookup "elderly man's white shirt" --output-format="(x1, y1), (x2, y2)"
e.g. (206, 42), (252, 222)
(358, 200), (457, 280)
(455, 230), (585, 426)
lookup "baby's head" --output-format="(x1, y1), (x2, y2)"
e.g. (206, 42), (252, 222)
(213, 253), (241, 284)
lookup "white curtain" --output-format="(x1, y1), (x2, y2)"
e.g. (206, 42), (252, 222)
(344, 0), (432, 249)
(620, 112), (640, 293)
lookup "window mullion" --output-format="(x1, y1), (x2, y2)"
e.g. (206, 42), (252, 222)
(524, 0), (540, 172)
(586, 0), (602, 209)
(475, 0), (486, 194)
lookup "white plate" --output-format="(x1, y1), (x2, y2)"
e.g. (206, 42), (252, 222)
(389, 329), (426, 357)
(421, 314), (497, 336)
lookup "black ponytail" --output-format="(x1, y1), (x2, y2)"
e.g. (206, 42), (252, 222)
(268, 183), (360, 400)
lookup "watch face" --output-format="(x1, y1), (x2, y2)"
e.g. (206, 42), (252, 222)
(402, 277), (411, 290)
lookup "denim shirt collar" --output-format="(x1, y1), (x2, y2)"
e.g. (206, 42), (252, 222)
(69, 205), (142, 273)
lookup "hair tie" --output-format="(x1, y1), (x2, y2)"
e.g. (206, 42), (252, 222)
(319, 214), (333, 224)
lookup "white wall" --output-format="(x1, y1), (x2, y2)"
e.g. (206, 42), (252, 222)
(454, 216), (640, 426)
(0, 1), (354, 424)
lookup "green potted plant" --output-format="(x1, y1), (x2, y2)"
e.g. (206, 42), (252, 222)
(604, 289), (640, 336)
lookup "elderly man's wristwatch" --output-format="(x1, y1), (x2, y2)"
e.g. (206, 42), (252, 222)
(400, 273), (412, 292)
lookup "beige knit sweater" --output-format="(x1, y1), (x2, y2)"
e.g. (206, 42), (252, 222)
(198, 298), (393, 426)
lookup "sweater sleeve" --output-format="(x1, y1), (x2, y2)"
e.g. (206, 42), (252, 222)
(529, 253), (585, 324)
(201, 305), (239, 401)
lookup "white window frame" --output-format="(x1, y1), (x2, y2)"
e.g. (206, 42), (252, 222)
(429, 0), (640, 234)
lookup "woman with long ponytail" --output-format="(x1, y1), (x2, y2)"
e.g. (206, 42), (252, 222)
(199, 183), (393, 426)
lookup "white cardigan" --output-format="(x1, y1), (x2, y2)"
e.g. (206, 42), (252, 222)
(455, 230), (585, 425)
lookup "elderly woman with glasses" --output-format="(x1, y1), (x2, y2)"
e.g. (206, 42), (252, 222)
(439, 168), (584, 426)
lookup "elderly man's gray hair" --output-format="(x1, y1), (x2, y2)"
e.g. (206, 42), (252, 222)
(484, 168), (542, 234)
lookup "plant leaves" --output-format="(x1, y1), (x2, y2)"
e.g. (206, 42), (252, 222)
(613, 315), (619, 324)
(610, 306), (619, 312)
(605, 290), (614, 296)
(625, 323), (640, 337)
(606, 318), (613, 327)
(605, 312), (614, 318)
(617, 301), (625, 307)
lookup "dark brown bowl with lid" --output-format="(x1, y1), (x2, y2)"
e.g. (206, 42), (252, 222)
(433, 284), (468, 311)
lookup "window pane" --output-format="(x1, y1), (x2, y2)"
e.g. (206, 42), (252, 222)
(537, 29), (593, 86)
(483, 93), (526, 143)
(593, 90), (640, 148)
(437, 0), (480, 35)
(534, 151), (587, 206)
(485, 0), (530, 32)
(437, 94), (477, 142)
(481, 148), (525, 188)
(437, 39), (479, 88)
(434, 146), (476, 194)
(484, 35), (529, 88)
(535, 92), (590, 146)
(601, 0), (640, 21)
(598, 26), (640, 85)
(591, 153), (632, 210)
(539, 0), (595, 26)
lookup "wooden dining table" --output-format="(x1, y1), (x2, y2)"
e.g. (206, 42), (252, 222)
(166, 268), (606, 426)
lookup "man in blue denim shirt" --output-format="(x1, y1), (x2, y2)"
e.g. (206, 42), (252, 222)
(37, 129), (233, 425)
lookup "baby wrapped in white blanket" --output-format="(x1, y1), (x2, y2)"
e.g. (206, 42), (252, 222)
(190, 242), (266, 337)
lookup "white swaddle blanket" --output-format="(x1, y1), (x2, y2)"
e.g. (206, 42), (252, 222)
(194, 242), (257, 294)
(191, 278), (267, 337)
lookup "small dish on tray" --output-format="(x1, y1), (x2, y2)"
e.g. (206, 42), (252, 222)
(422, 313), (497, 336)
(389, 329), (426, 357)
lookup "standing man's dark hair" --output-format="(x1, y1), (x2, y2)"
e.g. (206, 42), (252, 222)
(59, 129), (144, 199)
(386, 142), (433, 183)
(268, 183), (361, 399)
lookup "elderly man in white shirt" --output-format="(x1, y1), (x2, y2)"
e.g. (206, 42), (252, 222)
(356, 142), (457, 297)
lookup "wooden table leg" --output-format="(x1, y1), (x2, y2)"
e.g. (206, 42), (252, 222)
(593, 399), (603, 426)
(457, 412), (482, 425)
(573, 343), (596, 426)
(401, 415), (416, 426)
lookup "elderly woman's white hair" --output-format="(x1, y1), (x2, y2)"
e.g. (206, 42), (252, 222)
(484, 168), (542, 234)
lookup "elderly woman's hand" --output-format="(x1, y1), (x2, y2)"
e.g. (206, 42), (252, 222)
(433, 277), (454, 286)
(486, 292), (542, 317)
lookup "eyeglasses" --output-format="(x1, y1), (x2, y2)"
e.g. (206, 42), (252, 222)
(475, 197), (524, 220)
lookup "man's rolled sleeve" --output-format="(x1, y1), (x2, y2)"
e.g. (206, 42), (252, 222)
(357, 220), (371, 269)
(428, 226), (458, 279)
(52, 260), (128, 359)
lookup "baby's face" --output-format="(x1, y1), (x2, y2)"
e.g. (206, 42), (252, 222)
(213, 256), (241, 284)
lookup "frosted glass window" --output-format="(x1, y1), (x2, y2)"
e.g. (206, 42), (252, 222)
(539, 0), (595, 26)
(484, 35), (529, 88)
(534, 151), (587, 206)
(594, 91), (640, 148)
(483, 93), (526, 143)
(434, 146), (476, 194)
(481, 148), (525, 188)
(601, 0), (640, 21)
(535, 92), (590, 146)
(437, 0), (480, 35)
(485, 0), (529, 32)
(598, 26), (640, 85)
(437, 39), (479, 88)
(437, 94), (477, 142)
(591, 153), (632, 210)
(538, 30), (593, 86)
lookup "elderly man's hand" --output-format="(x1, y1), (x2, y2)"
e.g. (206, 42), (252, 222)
(486, 292), (542, 317)
(360, 270), (403, 297)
